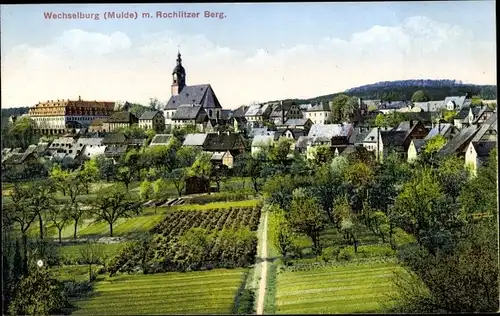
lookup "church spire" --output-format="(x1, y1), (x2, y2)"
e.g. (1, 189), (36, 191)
(171, 48), (186, 96)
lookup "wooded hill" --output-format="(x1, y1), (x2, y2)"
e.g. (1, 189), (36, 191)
(276, 79), (497, 105)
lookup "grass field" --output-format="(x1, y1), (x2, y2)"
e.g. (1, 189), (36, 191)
(71, 268), (248, 315)
(274, 261), (404, 314)
(59, 243), (131, 262)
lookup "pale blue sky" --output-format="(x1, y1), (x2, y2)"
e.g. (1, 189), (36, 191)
(1, 2), (496, 108)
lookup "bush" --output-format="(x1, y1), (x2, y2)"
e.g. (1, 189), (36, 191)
(61, 280), (93, 298)
(236, 289), (255, 314)
(357, 244), (396, 258)
(321, 247), (341, 263)
(338, 248), (353, 261)
(186, 191), (253, 205)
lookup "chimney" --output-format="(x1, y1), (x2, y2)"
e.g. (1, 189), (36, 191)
(78, 96), (82, 101)
(438, 121), (441, 132)
(409, 120), (414, 128)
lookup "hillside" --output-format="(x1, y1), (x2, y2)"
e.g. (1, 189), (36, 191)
(276, 79), (497, 105)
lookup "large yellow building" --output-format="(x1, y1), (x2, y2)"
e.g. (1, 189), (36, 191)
(28, 96), (115, 134)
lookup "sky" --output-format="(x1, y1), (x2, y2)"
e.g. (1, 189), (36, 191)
(1, 2), (496, 109)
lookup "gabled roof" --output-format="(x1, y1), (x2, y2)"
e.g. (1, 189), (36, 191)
(295, 136), (313, 149)
(282, 118), (310, 126)
(245, 104), (263, 117)
(349, 127), (371, 145)
(444, 95), (467, 108)
(471, 112), (497, 142)
(308, 124), (352, 140)
(106, 111), (137, 123)
(172, 104), (207, 120)
(269, 102), (294, 118)
(380, 101), (409, 110)
(413, 101), (445, 112)
(308, 102), (330, 112)
(150, 134), (173, 146)
(104, 145), (128, 157)
(425, 123), (453, 140)
(76, 137), (104, 147)
(203, 133), (245, 151)
(2, 153), (24, 164)
(411, 139), (427, 153)
(472, 141), (496, 158)
(211, 152), (226, 160)
(252, 135), (274, 147)
(233, 105), (248, 118)
(455, 107), (470, 120)
(139, 110), (162, 120)
(102, 133), (128, 145)
(438, 124), (479, 156)
(166, 84), (222, 110)
(279, 128), (305, 140)
(472, 105), (495, 124)
(183, 133), (208, 146)
(380, 131), (407, 149)
(249, 128), (275, 138)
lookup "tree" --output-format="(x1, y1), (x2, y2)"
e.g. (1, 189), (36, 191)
(394, 168), (464, 254)
(343, 97), (360, 122)
(330, 94), (350, 123)
(423, 135), (446, 155)
(211, 164), (228, 193)
(94, 155), (117, 182)
(26, 180), (56, 240)
(152, 178), (169, 214)
(47, 202), (71, 244)
(178, 228), (214, 270)
(49, 164), (70, 196)
(78, 159), (99, 194)
(269, 138), (294, 167)
(89, 188), (142, 237)
(79, 241), (103, 282)
(411, 90), (429, 102)
(287, 188), (327, 256)
(149, 97), (161, 110)
(269, 208), (295, 261)
(245, 153), (264, 193)
(436, 155), (469, 203)
(262, 174), (295, 211)
(167, 168), (188, 197)
(3, 185), (37, 275)
(175, 146), (199, 168)
(189, 152), (213, 193)
(6, 116), (36, 150)
(116, 166), (133, 193)
(139, 180), (153, 202)
(63, 173), (86, 239)
(374, 113), (388, 128)
(8, 264), (67, 316)
(136, 233), (154, 274)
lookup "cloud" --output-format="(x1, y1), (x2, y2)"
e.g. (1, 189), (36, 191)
(1, 16), (495, 109)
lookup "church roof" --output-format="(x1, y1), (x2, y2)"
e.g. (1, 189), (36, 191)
(172, 104), (206, 120)
(166, 85), (222, 110)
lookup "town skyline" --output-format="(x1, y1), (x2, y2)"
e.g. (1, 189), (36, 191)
(1, 2), (496, 109)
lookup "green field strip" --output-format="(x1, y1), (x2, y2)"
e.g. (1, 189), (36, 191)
(277, 282), (395, 299)
(278, 301), (383, 314)
(277, 281), (395, 295)
(95, 279), (241, 292)
(277, 272), (396, 288)
(278, 264), (401, 279)
(99, 268), (245, 283)
(80, 295), (236, 307)
(74, 305), (231, 315)
(276, 290), (397, 306)
(88, 288), (239, 301)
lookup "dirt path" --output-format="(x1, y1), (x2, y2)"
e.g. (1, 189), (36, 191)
(256, 211), (269, 315)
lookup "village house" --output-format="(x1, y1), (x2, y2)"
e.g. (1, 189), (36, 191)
(413, 100), (446, 113)
(424, 122), (458, 141)
(471, 112), (497, 142)
(232, 105), (249, 132)
(171, 104), (208, 130)
(75, 137), (106, 159)
(277, 118), (313, 133)
(438, 124), (480, 158)
(407, 139), (428, 163)
(269, 101), (303, 125)
(164, 52), (223, 125)
(88, 118), (106, 133)
(210, 151), (234, 169)
(305, 123), (353, 160)
(306, 102), (332, 124)
(275, 127), (306, 141)
(103, 111), (139, 133)
(378, 101), (410, 114)
(348, 126), (372, 147)
(139, 110), (165, 132)
(465, 141), (497, 177)
(444, 95), (471, 111)
(244, 103), (273, 127)
(201, 132), (246, 156)
(183, 133), (208, 148)
(472, 105), (495, 125)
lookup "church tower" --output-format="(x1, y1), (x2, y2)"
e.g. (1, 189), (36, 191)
(171, 50), (186, 96)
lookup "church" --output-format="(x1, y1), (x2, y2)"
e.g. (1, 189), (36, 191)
(164, 51), (223, 127)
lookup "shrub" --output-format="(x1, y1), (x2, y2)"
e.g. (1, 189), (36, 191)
(339, 248), (353, 261)
(61, 280), (93, 298)
(358, 244), (396, 258)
